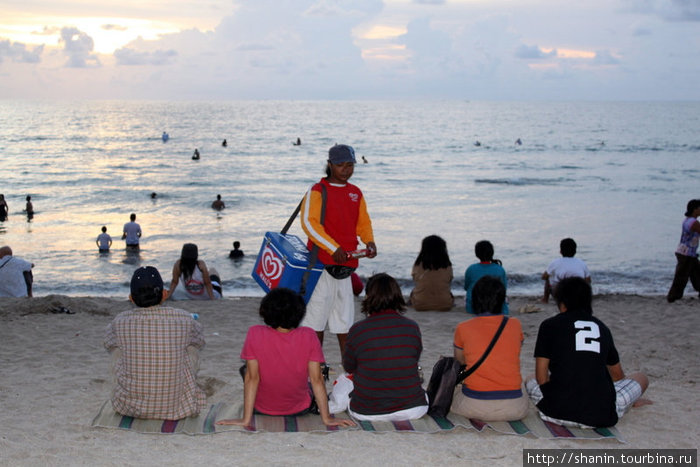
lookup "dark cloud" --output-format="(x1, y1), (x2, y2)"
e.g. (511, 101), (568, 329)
(114, 47), (178, 65)
(60, 27), (100, 68)
(623, 0), (700, 21)
(514, 44), (557, 59)
(0, 39), (44, 64)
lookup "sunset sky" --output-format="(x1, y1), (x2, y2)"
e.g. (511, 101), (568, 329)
(1, 0), (699, 100)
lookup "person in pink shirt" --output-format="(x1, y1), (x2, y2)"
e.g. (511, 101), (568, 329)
(217, 288), (354, 428)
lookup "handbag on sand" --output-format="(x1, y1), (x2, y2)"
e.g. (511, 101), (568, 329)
(426, 316), (509, 417)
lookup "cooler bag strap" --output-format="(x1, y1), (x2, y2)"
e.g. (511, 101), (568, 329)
(299, 185), (326, 297)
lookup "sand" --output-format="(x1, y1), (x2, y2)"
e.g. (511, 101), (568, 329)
(0, 294), (698, 466)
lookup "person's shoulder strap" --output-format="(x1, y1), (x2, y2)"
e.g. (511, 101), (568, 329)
(281, 183), (327, 235)
(457, 316), (509, 384)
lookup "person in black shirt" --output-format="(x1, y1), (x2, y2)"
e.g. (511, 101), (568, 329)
(525, 277), (650, 428)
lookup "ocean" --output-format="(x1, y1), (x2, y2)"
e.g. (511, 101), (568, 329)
(1, 100), (698, 298)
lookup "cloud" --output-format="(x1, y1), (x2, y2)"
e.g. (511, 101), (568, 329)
(514, 44), (557, 59)
(413, 0), (446, 4)
(0, 39), (44, 64)
(593, 49), (620, 65)
(60, 27), (101, 68)
(32, 26), (62, 36)
(114, 47), (178, 65)
(623, 0), (700, 21)
(102, 24), (128, 32)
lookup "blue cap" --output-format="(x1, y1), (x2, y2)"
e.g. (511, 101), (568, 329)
(328, 144), (356, 164)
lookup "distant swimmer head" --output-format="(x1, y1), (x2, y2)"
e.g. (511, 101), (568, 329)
(328, 144), (356, 164)
(151, 192), (157, 199)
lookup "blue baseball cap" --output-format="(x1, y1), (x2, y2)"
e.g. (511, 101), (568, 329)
(328, 144), (356, 164)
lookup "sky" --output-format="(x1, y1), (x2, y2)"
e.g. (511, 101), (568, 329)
(1, 0), (699, 100)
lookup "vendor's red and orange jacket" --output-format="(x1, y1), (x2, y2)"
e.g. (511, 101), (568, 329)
(300, 178), (374, 268)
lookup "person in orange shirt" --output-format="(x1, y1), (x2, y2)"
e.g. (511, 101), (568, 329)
(451, 276), (528, 421)
(300, 144), (376, 358)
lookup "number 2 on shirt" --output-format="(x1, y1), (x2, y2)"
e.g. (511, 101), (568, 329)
(574, 320), (600, 353)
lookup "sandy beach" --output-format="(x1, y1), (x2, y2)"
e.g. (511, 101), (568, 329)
(0, 293), (698, 466)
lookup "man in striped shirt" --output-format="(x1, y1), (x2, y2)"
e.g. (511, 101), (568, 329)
(105, 266), (206, 420)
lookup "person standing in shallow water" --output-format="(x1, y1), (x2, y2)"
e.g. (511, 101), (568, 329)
(667, 199), (700, 302)
(122, 213), (142, 249)
(0, 194), (8, 222)
(25, 196), (34, 219)
(211, 194), (225, 211)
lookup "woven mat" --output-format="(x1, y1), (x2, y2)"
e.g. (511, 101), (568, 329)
(92, 401), (623, 441)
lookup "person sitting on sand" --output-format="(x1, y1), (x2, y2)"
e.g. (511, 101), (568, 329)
(211, 194), (225, 211)
(229, 241), (244, 260)
(104, 266), (206, 420)
(0, 246), (34, 297)
(464, 240), (509, 315)
(343, 273), (428, 422)
(96, 226), (112, 252)
(216, 288), (354, 428)
(451, 276), (528, 421)
(525, 277), (650, 428)
(409, 234), (454, 311)
(666, 199), (700, 303)
(167, 243), (222, 300)
(541, 238), (590, 303)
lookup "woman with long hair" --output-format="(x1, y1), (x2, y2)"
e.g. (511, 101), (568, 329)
(167, 243), (222, 300)
(409, 235), (454, 311)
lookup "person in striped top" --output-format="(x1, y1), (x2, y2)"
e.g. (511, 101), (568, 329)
(343, 273), (428, 421)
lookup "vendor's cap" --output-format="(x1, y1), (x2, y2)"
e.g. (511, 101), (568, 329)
(130, 266), (164, 307)
(328, 144), (356, 164)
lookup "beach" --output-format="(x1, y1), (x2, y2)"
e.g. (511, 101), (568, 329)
(0, 293), (697, 466)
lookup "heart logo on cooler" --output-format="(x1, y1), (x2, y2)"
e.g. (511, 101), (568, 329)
(261, 246), (284, 280)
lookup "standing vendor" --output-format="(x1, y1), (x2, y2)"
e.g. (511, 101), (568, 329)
(300, 144), (377, 358)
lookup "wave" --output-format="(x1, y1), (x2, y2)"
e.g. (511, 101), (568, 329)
(474, 177), (568, 186)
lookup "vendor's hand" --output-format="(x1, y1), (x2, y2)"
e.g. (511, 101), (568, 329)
(322, 416), (356, 428)
(216, 418), (251, 427)
(366, 242), (377, 258)
(332, 247), (348, 264)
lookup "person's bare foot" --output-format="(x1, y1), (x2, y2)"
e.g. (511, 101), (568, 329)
(633, 398), (653, 408)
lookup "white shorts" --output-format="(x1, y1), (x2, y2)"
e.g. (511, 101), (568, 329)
(301, 269), (355, 334)
(525, 377), (642, 427)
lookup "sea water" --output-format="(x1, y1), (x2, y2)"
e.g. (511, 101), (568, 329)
(0, 100), (698, 298)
